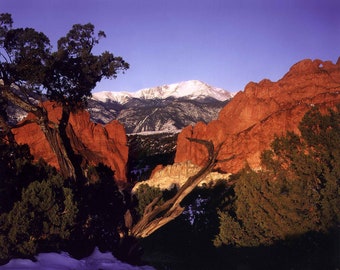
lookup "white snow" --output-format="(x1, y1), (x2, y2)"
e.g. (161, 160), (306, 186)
(92, 80), (232, 104)
(0, 247), (155, 270)
(92, 91), (133, 103)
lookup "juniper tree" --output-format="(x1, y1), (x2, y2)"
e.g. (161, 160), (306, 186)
(0, 13), (129, 179)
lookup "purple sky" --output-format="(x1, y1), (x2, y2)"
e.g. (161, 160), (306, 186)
(1, 0), (339, 93)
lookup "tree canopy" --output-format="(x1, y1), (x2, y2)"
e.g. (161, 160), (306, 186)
(45, 23), (128, 109)
(0, 13), (129, 179)
(0, 174), (78, 259)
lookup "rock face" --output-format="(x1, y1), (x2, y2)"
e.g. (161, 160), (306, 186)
(12, 102), (128, 181)
(133, 161), (230, 191)
(175, 58), (340, 173)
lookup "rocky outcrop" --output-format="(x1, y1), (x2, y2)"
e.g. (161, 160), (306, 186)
(133, 161), (230, 191)
(12, 101), (128, 181)
(175, 58), (340, 173)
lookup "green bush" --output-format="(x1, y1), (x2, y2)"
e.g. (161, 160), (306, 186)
(0, 174), (77, 260)
(134, 183), (164, 216)
(0, 141), (59, 213)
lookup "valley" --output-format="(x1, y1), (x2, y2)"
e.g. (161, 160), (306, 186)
(127, 132), (178, 182)
(2, 58), (340, 269)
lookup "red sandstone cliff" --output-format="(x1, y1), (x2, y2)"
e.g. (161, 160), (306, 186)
(175, 58), (340, 173)
(12, 101), (128, 181)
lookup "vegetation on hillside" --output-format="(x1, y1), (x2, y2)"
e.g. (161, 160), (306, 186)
(0, 174), (77, 259)
(127, 132), (177, 182)
(0, 140), (128, 262)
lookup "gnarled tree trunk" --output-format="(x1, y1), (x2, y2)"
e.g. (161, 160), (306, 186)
(41, 118), (76, 180)
(130, 138), (234, 238)
(1, 86), (77, 179)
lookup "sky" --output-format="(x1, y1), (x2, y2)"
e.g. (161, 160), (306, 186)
(1, 0), (340, 93)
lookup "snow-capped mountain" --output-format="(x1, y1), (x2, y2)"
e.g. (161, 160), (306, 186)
(6, 80), (232, 134)
(91, 91), (133, 104)
(92, 80), (231, 104)
(88, 80), (232, 134)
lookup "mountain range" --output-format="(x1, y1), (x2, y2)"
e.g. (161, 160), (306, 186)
(92, 80), (231, 103)
(88, 80), (232, 134)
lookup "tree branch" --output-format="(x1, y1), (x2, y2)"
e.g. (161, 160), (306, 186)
(131, 137), (233, 238)
(1, 85), (38, 113)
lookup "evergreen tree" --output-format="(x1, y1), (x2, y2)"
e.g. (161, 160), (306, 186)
(0, 13), (129, 179)
(0, 140), (58, 213)
(134, 184), (164, 217)
(0, 175), (77, 260)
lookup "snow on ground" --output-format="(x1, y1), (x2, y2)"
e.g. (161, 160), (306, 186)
(0, 247), (155, 270)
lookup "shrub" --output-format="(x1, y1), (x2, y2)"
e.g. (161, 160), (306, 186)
(134, 184), (164, 216)
(0, 174), (77, 260)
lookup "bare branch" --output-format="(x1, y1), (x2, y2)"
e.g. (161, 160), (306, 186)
(143, 195), (162, 215)
(1, 85), (38, 113)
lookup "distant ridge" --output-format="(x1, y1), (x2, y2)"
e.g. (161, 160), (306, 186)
(88, 80), (232, 134)
(92, 80), (232, 104)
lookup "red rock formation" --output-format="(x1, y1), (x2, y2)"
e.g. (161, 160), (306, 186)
(13, 101), (128, 181)
(175, 58), (340, 173)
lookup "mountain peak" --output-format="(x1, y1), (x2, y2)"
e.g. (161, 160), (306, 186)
(92, 80), (231, 104)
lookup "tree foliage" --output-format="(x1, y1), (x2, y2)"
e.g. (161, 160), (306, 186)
(0, 140), (59, 213)
(0, 14), (50, 87)
(214, 106), (340, 247)
(0, 175), (77, 259)
(134, 184), (164, 217)
(44, 23), (128, 109)
(0, 158), (128, 262)
(0, 14), (132, 260)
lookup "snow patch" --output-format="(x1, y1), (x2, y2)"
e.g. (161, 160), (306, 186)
(0, 247), (155, 270)
(92, 91), (133, 103)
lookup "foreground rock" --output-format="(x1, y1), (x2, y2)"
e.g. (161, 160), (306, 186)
(13, 102), (128, 181)
(175, 58), (340, 173)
